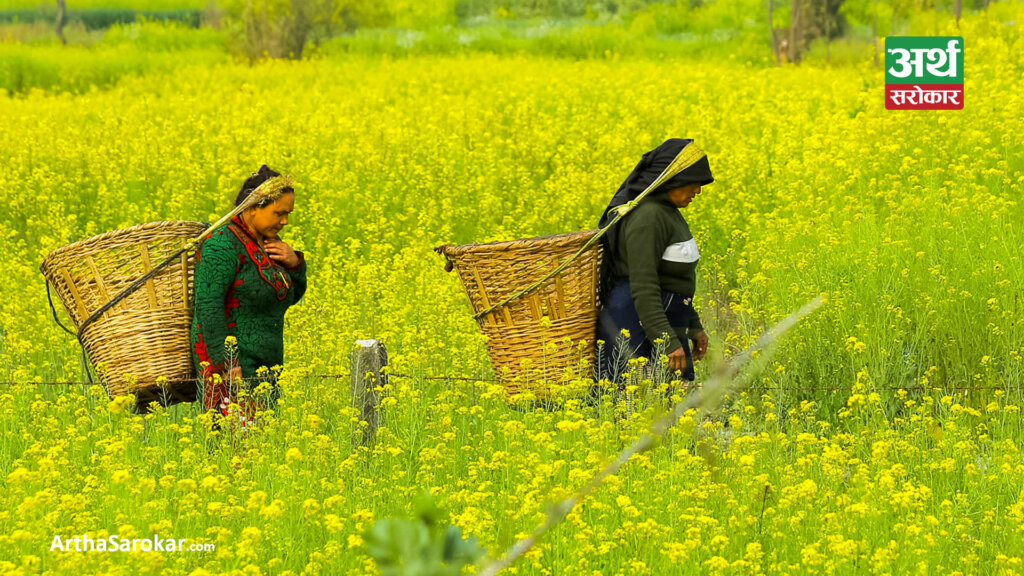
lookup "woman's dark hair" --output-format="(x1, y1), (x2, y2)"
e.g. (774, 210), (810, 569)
(235, 165), (294, 207)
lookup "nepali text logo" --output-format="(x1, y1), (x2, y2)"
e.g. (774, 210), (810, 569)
(885, 36), (963, 110)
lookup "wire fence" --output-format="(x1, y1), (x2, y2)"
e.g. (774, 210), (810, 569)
(0, 374), (1014, 393)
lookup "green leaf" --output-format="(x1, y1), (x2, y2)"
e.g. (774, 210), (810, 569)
(442, 525), (486, 564)
(364, 518), (431, 574)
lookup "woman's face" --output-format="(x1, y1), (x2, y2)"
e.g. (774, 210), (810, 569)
(245, 192), (294, 239)
(666, 184), (702, 208)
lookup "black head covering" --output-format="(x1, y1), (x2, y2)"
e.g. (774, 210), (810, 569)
(597, 138), (714, 303)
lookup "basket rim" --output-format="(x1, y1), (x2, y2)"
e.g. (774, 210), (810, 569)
(435, 228), (599, 257)
(40, 220), (207, 274)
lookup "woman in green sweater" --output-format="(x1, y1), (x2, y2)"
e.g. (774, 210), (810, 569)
(596, 139), (713, 383)
(190, 165), (308, 423)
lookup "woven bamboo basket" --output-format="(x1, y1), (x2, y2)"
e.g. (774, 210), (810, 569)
(437, 230), (602, 398)
(40, 221), (207, 411)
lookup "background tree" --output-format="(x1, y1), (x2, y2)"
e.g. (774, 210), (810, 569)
(220, 0), (386, 60)
(55, 0), (67, 45)
(769, 0), (846, 64)
(767, 0), (781, 65)
(789, 0), (801, 62)
(841, 0), (903, 66)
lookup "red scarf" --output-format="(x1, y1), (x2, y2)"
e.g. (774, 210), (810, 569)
(227, 215), (291, 300)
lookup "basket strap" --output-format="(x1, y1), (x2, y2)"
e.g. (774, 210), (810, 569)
(46, 277), (95, 383)
(46, 279), (78, 339)
(471, 143), (709, 320)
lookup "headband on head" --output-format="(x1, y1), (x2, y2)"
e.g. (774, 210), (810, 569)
(243, 174), (294, 209)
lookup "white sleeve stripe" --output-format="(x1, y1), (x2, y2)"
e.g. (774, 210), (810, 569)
(662, 238), (700, 263)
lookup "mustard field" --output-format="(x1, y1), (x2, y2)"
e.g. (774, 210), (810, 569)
(1, 6), (1024, 575)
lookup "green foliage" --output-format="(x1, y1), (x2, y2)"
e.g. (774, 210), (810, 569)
(3, 0), (208, 7)
(645, 0), (765, 36)
(321, 20), (774, 61)
(0, 21), (225, 95)
(388, 0), (457, 28)
(365, 493), (486, 576)
(218, 0), (305, 59)
(217, 0), (377, 59)
(0, 8), (201, 30)
(337, 0), (393, 29)
(840, 0), (903, 37)
(102, 19), (224, 50)
(453, 0), (596, 19)
(451, 0), (710, 20)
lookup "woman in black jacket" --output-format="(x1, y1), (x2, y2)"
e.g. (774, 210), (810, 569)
(595, 139), (714, 383)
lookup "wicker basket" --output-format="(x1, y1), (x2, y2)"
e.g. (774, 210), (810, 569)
(40, 221), (207, 410)
(437, 230), (602, 397)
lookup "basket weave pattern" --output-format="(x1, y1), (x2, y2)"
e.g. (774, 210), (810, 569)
(440, 230), (602, 396)
(40, 221), (207, 407)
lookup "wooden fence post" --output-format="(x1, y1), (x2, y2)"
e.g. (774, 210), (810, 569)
(351, 339), (387, 446)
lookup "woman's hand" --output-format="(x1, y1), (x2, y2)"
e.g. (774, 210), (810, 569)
(264, 238), (299, 268)
(690, 329), (709, 361)
(667, 347), (688, 373)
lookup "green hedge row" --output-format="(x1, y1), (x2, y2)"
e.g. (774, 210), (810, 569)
(0, 9), (200, 30)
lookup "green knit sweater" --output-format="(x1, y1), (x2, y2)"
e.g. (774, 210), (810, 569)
(609, 192), (703, 353)
(190, 215), (307, 381)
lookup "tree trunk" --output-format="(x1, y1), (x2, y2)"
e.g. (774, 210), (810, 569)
(892, 0), (899, 37)
(55, 0), (67, 45)
(788, 0), (801, 64)
(287, 0), (311, 59)
(825, 0), (831, 64)
(954, 0), (962, 25)
(872, 0), (879, 68)
(767, 0), (781, 66)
